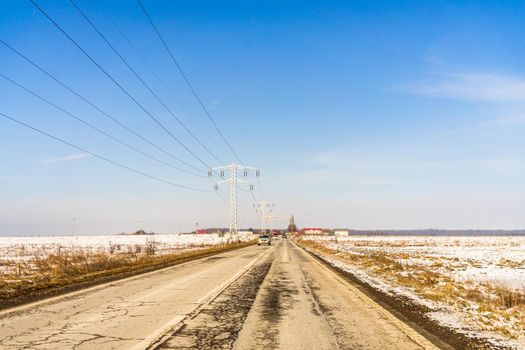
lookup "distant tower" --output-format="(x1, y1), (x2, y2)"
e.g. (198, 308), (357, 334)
(288, 214), (297, 233)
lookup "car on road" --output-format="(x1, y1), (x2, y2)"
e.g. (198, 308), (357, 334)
(258, 234), (271, 246)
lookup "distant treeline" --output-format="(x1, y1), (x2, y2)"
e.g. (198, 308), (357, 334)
(345, 229), (525, 236)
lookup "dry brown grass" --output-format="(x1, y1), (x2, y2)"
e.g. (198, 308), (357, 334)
(491, 283), (525, 309)
(296, 237), (525, 339)
(0, 240), (254, 303)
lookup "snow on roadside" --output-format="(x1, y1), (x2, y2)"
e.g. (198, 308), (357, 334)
(322, 254), (438, 309)
(0, 233), (255, 271)
(301, 236), (525, 350)
(305, 236), (525, 290)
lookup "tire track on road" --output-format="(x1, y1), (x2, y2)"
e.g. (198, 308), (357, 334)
(154, 258), (273, 349)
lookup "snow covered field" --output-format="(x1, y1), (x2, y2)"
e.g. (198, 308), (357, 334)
(310, 235), (525, 289)
(0, 233), (254, 274)
(299, 235), (525, 349)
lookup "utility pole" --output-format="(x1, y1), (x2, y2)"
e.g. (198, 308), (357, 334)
(254, 201), (274, 235)
(210, 162), (259, 242)
(71, 217), (76, 236)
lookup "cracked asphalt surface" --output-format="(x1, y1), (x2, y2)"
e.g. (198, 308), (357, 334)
(157, 260), (272, 349)
(234, 240), (438, 350)
(0, 240), (441, 350)
(0, 246), (269, 350)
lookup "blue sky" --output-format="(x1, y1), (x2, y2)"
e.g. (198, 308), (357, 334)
(1, 0), (524, 235)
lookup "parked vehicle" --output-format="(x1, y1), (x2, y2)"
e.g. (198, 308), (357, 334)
(258, 234), (271, 246)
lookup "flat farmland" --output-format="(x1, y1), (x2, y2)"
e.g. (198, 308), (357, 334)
(0, 233), (255, 305)
(299, 235), (525, 349)
(0, 233), (255, 273)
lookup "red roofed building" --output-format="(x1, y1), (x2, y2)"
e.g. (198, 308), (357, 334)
(302, 228), (324, 235)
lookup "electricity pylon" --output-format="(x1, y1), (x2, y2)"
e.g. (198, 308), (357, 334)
(265, 214), (279, 236)
(209, 162), (259, 242)
(254, 201), (274, 234)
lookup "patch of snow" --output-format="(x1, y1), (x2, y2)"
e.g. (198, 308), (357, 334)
(305, 235), (525, 290)
(318, 253), (439, 310)
(0, 233), (255, 268)
(303, 236), (525, 349)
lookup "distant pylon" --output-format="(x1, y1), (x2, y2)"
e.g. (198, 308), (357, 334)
(210, 162), (258, 241)
(254, 201), (274, 234)
(265, 214), (279, 236)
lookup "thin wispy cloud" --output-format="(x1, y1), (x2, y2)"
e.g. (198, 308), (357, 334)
(41, 153), (91, 164)
(301, 147), (525, 190)
(285, 168), (409, 188)
(477, 114), (525, 128)
(475, 156), (525, 176)
(309, 150), (446, 171)
(397, 72), (525, 102)
(421, 45), (443, 66)
(208, 100), (220, 109)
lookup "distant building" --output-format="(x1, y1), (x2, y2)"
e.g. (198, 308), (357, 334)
(303, 228), (324, 235)
(288, 214), (297, 233)
(195, 228), (228, 234)
(334, 229), (349, 236)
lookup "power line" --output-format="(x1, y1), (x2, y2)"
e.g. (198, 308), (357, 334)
(249, 188), (259, 203)
(0, 39), (204, 174)
(138, 1), (265, 212)
(137, 0), (243, 165)
(257, 176), (267, 201)
(29, 0), (215, 172)
(254, 201), (274, 234)
(95, 0), (227, 160)
(0, 72), (206, 178)
(208, 175), (230, 206)
(137, 0), (262, 213)
(210, 162), (258, 241)
(214, 188), (229, 206)
(0, 111), (211, 192)
(239, 176), (261, 203)
(69, 0), (224, 166)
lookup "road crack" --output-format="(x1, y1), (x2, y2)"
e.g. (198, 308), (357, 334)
(155, 260), (272, 349)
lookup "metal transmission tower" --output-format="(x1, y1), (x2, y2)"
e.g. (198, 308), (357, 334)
(254, 201), (274, 234)
(265, 215), (279, 236)
(210, 163), (259, 241)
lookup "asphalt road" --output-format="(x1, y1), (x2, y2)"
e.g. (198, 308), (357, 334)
(0, 239), (439, 350)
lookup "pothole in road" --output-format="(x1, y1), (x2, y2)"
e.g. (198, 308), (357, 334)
(156, 261), (272, 350)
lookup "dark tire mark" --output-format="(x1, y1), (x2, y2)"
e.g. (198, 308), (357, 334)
(250, 268), (299, 348)
(156, 261), (272, 349)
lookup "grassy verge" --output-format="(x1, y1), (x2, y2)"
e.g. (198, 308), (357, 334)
(295, 237), (525, 340)
(0, 241), (254, 309)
